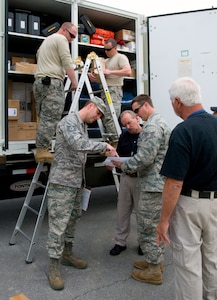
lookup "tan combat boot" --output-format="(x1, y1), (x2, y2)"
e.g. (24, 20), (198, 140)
(35, 147), (54, 164)
(48, 258), (64, 290)
(131, 263), (162, 285)
(61, 242), (88, 269)
(134, 260), (164, 272)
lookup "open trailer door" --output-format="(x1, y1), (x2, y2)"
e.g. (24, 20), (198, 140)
(147, 8), (217, 129)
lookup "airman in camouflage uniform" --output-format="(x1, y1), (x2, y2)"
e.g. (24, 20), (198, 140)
(46, 97), (118, 291)
(112, 94), (171, 285)
(89, 38), (132, 145)
(33, 22), (78, 163)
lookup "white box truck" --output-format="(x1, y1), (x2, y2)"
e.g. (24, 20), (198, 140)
(1, 0), (217, 199)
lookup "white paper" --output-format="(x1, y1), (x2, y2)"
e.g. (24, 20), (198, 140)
(103, 157), (130, 167)
(82, 188), (91, 211)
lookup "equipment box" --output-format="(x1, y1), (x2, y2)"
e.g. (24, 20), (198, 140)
(42, 22), (60, 36)
(15, 12), (28, 34)
(80, 15), (96, 36)
(28, 15), (40, 35)
(8, 12), (14, 31)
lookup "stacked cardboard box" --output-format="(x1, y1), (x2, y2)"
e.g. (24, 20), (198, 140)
(8, 99), (37, 141)
(11, 56), (37, 74)
(8, 121), (37, 141)
(11, 82), (33, 122)
(115, 29), (135, 42)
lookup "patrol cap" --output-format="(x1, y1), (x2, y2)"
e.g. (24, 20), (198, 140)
(91, 96), (106, 116)
(211, 106), (217, 112)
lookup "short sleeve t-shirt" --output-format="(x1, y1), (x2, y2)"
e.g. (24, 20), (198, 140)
(105, 53), (130, 86)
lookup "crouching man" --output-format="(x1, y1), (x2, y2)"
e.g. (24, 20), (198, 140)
(47, 97), (118, 290)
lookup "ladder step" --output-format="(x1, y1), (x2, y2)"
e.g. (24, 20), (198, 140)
(15, 228), (32, 243)
(24, 203), (39, 216)
(32, 181), (46, 189)
(89, 89), (104, 94)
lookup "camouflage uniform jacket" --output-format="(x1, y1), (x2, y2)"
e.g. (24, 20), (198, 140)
(121, 112), (171, 192)
(49, 112), (107, 188)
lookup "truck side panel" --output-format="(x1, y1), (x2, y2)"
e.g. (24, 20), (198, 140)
(148, 8), (217, 129)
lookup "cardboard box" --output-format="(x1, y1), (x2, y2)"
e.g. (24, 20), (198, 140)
(11, 82), (34, 122)
(14, 63), (37, 74)
(8, 121), (37, 141)
(12, 57), (36, 65)
(8, 100), (20, 120)
(115, 29), (135, 42)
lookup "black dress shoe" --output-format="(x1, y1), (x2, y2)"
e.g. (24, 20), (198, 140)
(110, 244), (127, 256)
(138, 245), (144, 255)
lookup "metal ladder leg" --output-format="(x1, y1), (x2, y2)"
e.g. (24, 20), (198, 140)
(25, 180), (49, 263)
(9, 162), (48, 263)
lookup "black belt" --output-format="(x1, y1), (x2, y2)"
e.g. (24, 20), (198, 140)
(125, 172), (137, 178)
(181, 189), (217, 199)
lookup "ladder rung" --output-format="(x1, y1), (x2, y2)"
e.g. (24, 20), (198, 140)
(33, 181), (46, 189)
(24, 203), (39, 216)
(89, 89), (104, 94)
(15, 227), (32, 243)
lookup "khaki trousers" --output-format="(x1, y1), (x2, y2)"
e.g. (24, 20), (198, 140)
(169, 194), (217, 300)
(115, 173), (139, 246)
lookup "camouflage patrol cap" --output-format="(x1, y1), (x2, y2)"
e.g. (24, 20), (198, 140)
(91, 96), (106, 116)
(211, 106), (217, 112)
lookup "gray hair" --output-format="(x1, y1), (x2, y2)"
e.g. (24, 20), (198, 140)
(169, 77), (202, 106)
(120, 110), (137, 120)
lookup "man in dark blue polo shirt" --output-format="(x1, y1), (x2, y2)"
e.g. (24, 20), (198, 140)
(157, 77), (217, 300)
(109, 110), (142, 256)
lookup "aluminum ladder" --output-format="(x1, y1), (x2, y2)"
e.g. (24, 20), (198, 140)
(9, 162), (49, 263)
(66, 51), (121, 191)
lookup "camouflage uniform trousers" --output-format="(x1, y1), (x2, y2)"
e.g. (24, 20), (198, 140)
(47, 182), (83, 259)
(101, 86), (123, 143)
(33, 78), (65, 148)
(137, 191), (165, 264)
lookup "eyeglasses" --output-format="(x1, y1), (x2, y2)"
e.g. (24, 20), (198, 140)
(104, 47), (114, 51)
(133, 103), (144, 114)
(66, 29), (76, 39)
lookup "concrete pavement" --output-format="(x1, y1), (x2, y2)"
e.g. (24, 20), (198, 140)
(0, 186), (175, 300)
